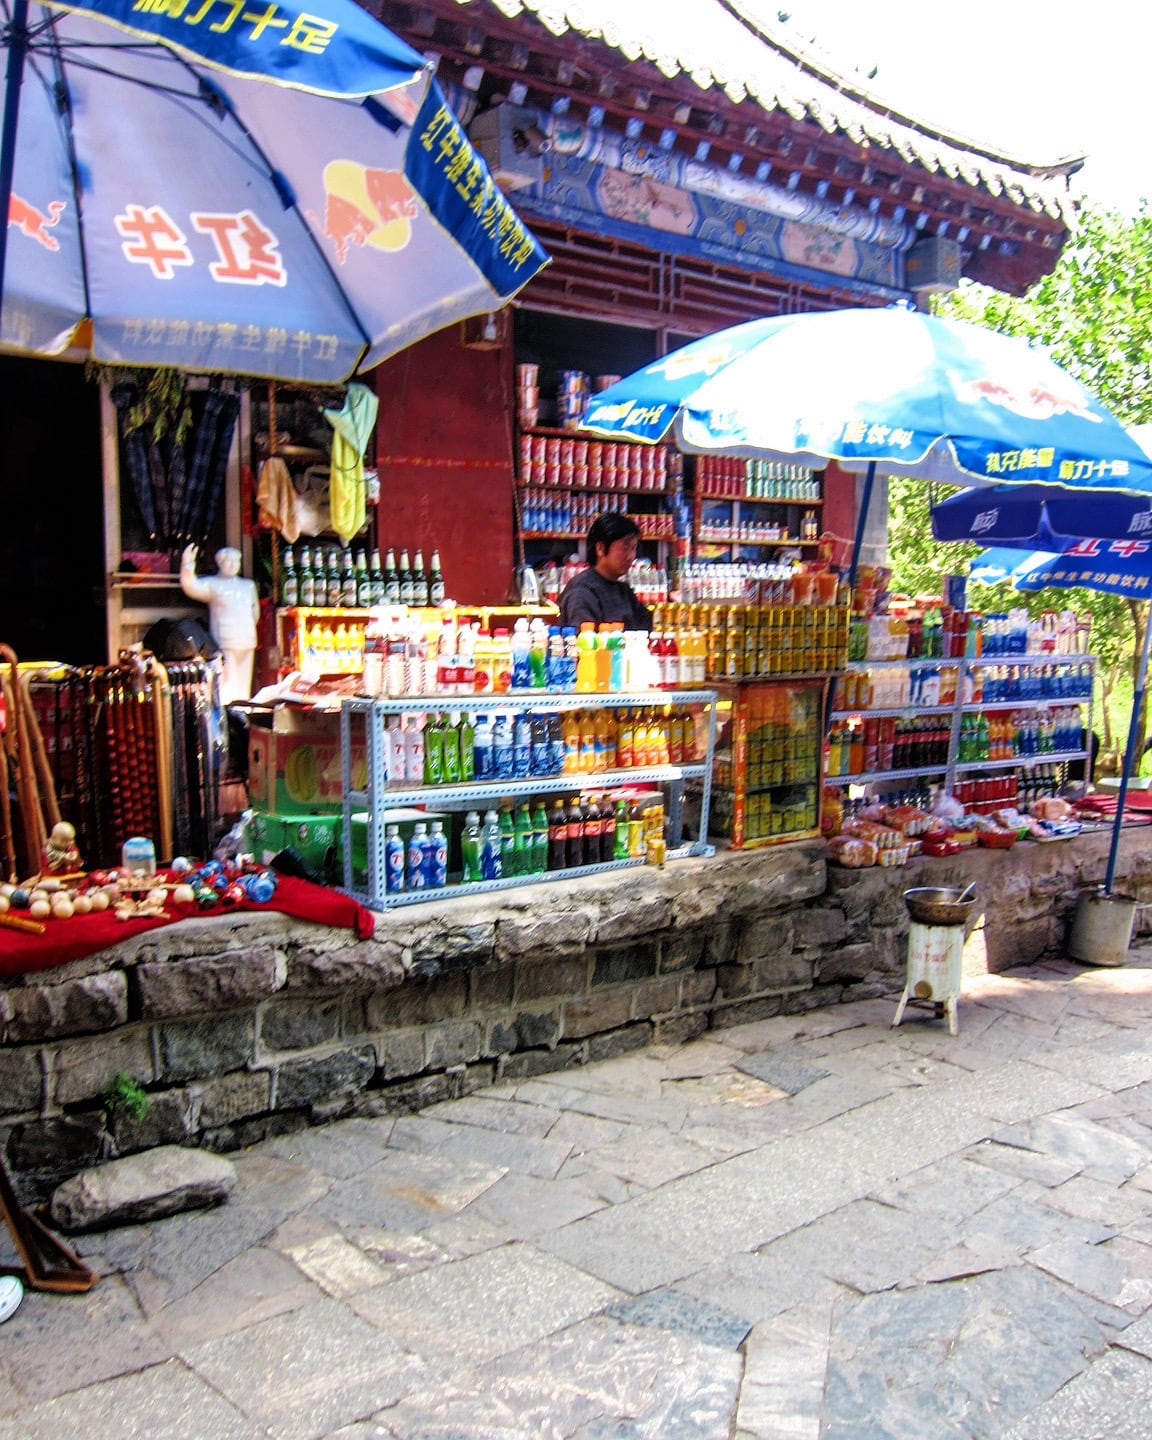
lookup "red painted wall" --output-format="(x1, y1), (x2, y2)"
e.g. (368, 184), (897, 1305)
(822, 462), (857, 557)
(371, 327), (518, 606)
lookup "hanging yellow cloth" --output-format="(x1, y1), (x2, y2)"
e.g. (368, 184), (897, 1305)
(324, 382), (379, 544)
(255, 456), (300, 541)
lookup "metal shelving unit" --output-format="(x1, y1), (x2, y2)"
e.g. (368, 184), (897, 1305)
(341, 689), (718, 910)
(826, 653), (1095, 794)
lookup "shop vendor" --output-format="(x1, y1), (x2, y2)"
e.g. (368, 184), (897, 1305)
(558, 513), (653, 632)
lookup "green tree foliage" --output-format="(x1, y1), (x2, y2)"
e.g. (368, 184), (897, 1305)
(887, 204), (1152, 769)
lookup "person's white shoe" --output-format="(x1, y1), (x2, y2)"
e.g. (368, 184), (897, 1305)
(0, 1276), (24, 1323)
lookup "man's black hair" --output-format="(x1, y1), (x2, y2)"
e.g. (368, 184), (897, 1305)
(587, 511), (641, 565)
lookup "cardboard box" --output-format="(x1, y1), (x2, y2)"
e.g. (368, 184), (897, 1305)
(247, 706), (366, 815)
(247, 811), (344, 877)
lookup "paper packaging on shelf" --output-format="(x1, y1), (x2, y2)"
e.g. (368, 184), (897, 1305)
(248, 708), (367, 815)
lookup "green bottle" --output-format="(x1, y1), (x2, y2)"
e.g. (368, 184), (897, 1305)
(499, 805), (517, 876)
(423, 712), (445, 784)
(458, 712), (475, 782)
(532, 802), (549, 874)
(441, 713), (461, 784)
(614, 797), (630, 860)
(514, 804), (534, 876)
(460, 810), (483, 884)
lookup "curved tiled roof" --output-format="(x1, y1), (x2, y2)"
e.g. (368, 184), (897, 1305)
(456, 0), (1080, 221)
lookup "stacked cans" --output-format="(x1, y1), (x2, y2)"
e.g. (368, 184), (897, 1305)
(516, 363), (539, 429)
(517, 434), (670, 491)
(556, 369), (589, 431)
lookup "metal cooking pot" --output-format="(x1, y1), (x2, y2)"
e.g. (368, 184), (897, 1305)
(904, 886), (978, 926)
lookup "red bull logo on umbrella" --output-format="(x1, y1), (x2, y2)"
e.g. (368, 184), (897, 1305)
(952, 372), (1102, 424)
(8, 194), (66, 251)
(318, 160), (418, 264)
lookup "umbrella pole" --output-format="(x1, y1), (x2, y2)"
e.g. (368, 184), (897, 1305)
(1104, 603), (1152, 896)
(0, 0), (29, 308)
(847, 462), (876, 592)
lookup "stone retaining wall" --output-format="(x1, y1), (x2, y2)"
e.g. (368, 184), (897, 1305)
(3, 827), (1151, 1201)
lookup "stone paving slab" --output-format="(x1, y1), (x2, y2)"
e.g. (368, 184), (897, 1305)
(4, 958), (1152, 1439)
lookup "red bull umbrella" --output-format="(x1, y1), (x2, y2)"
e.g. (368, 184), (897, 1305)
(581, 307), (1152, 492)
(580, 307), (1152, 583)
(0, 0), (548, 382)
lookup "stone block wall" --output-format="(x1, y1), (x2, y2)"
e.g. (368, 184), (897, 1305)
(3, 827), (1150, 1201)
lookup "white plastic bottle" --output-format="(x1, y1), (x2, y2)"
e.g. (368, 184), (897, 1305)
(402, 715), (424, 782)
(386, 717), (406, 785)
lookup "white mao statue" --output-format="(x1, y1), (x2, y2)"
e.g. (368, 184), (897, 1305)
(180, 544), (259, 703)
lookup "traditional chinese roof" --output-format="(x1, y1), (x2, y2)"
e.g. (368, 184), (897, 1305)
(383, 0), (1079, 294)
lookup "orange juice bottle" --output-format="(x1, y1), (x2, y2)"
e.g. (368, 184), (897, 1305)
(595, 626), (613, 692)
(579, 710), (598, 771)
(562, 713), (581, 773)
(618, 708), (636, 768)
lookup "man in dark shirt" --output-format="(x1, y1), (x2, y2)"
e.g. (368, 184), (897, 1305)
(558, 512), (653, 631)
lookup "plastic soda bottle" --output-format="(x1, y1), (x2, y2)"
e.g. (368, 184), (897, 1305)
(566, 795), (585, 868)
(423, 712), (445, 784)
(513, 712), (533, 778)
(458, 712), (475, 781)
(576, 623), (597, 692)
(493, 713), (514, 779)
(402, 716), (424, 782)
(427, 821), (448, 888)
(407, 823), (429, 889)
(582, 795), (602, 865)
(499, 805), (517, 875)
(513, 804), (534, 875)
(529, 620), (549, 689)
(386, 718), (406, 785)
(531, 801), (549, 874)
(460, 811), (483, 884)
(472, 714), (492, 781)
(598, 792), (617, 862)
(441, 714), (461, 784)
(548, 799), (568, 870)
(481, 809), (503, 880)
(384, 823), (405, 893)
(614, 797), (630, 859)
(511, 618), (532, 689)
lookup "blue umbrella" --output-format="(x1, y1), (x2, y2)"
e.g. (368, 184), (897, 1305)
(934, 484), (1152, 545)
(579, 308), (1152, 584)
(0, 0), (548, 382)
(972, 538), (1152, 895)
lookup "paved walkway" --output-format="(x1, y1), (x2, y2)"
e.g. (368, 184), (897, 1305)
(3, 953), (1152, 1439)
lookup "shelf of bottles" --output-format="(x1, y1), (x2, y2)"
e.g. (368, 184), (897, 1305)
(341, 690), (719, 910)
(707, 679), (827, 849)
(825, 653), (1096, 799)
(693, 457), (822, 551)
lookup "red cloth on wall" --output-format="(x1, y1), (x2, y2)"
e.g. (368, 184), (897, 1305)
(0, 876), (375, 979)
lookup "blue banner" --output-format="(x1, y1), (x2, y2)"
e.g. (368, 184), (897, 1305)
(48, 0), (429, 98)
